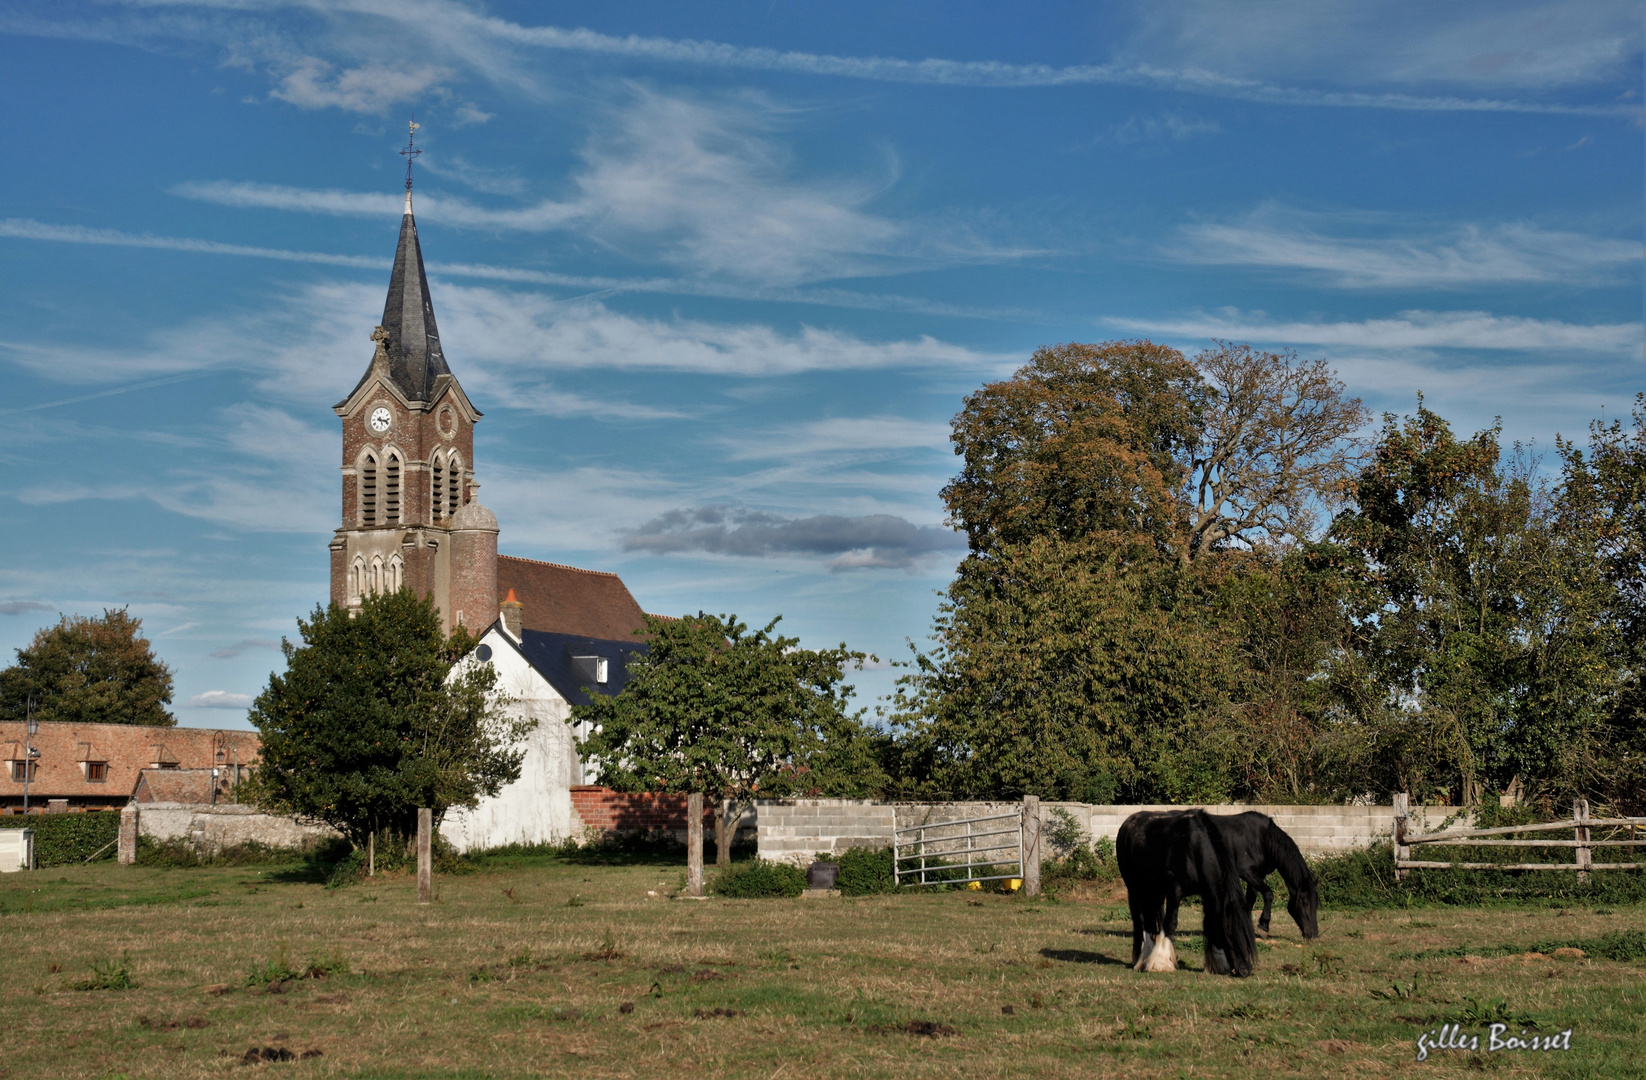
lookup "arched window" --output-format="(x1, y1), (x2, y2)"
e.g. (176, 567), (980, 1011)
(369, 555), (383, 595)
(351, 556), (365, 601)
(384, 451), (402, 524)
(359, 451), (379, 526)
(388, 554), (404, 593)
(431, 453), (446, 522)
(446, 453), (463, 518)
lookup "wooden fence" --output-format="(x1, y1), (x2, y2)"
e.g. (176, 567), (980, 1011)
(1393, 793), (1646, 880)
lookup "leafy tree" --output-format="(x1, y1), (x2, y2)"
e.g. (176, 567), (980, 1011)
(0, 608), (175, 726)
(575, 613), (880, 865)
(245, 590), (529, 848)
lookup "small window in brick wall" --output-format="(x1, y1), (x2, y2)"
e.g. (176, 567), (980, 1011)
(84, 762), (107, 782)
(9, 761), (37, 782)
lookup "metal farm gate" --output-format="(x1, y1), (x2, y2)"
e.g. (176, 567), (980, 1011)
(893, 797), (1041, 892)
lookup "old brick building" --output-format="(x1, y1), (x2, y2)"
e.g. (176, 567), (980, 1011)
(0, 721), (257, 812)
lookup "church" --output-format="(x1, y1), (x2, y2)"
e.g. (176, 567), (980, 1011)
(329, 180), (653, 850)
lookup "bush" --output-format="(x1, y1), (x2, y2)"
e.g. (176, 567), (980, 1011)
(321, 830), (471, 888)
(0, 812), (119, 867)
(836, 846), (895, 896)
(134, 836), (307, 868)
(714, 859), (807, 898)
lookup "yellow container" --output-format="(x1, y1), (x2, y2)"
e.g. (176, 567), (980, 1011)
(966, 881), (983, 891)
(1006, 878), (1023, 891)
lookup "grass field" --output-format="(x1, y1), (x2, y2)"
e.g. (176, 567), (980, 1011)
(2, 853), (1641, 1079)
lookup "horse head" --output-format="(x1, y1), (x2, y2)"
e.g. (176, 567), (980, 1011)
(1288, 873), (1320, 939)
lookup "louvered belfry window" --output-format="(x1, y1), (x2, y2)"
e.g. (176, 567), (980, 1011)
(447, 453), (462, 518)
(384, 452), (402, 524)
(431, 454), (446, 521)
(360, 452), (379, 526)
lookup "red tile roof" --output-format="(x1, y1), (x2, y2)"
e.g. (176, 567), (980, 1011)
(0, 722), (258, 808)
(496, 555), (650, 641)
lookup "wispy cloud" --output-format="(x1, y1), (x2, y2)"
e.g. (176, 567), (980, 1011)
(0, 600), (52, 615)
(1169, 206), (1643, 288)
(622, 505), (963, 571)
(188, 690), (254, 709)
(724, 416), (952, 462)
(1109, 113), (1222, 143)
(270, 57), (451, 112)
(1106, 307), (1644, 354)
(208, 638), (282, 659)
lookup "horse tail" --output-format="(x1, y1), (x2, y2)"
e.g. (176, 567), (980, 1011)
(1198, 810), (1257, 976)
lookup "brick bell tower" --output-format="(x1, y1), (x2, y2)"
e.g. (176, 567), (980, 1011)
(329, 148), (497, 635)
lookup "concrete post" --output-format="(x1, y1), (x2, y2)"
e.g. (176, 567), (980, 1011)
(417, 808), (432, 904)
(1575, 798), (1590, 882)
(687, 793), (704, 898)
(716, 798), (732, 867)
(118, 805), (139, 866)
(1392, 792), (1409, 881)
(1021, 795), (1041, 897)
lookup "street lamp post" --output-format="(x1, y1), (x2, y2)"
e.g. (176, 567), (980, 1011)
(23, 698), (39, 814)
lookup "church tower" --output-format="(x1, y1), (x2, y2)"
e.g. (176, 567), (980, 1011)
(329, 172), (496, 634)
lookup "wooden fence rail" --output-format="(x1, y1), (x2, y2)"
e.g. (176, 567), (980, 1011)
(1392, 794), (1646, 879)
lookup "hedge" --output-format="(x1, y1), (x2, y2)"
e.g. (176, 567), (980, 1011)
(713, 859), (807, 898)
(0, 812), (121, 867)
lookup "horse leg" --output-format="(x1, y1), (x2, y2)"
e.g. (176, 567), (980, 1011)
(1257, 880), (1275, 935)
(1128, 891), (1148, 968)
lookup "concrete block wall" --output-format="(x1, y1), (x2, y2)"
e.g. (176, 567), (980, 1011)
(757, 798), (1454, 864)
(755, 799), (896, 865)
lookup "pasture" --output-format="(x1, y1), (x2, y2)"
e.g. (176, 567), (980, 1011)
(1, 853), (1640, 1079)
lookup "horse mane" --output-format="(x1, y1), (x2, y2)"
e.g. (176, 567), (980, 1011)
(1262, 817), (1315, 897)
(1193, 810), (1257, 974)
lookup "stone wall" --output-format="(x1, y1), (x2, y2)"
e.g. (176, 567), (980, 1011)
(133, 803), (338, 855)
(757, 799), (1461, 865)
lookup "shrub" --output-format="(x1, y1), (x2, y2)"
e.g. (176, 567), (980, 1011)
(0, 812), (120, 867)
(714, 859), (807, 898)
(75, 954), (134, 991)
(836, 846), (895, 896)
(1313, 842), (1646, 909)
(135, 836), (309, 868)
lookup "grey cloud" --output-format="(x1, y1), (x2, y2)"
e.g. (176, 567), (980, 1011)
(209, 638), (283, 660)
(622, 506), (963, 571)
(0, 600), (52, 615)
(188, 691), (255, 709)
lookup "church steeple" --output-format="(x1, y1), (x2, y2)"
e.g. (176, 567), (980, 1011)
(374, 202), (451, 402)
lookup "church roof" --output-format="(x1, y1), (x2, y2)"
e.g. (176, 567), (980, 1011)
(344, 198), (451, 404)
(497, 555), (650, 641)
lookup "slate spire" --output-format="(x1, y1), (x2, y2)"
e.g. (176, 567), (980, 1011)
(374, 193), (451, 402)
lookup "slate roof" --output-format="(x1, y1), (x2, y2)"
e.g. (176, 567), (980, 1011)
(496, 555), (651, 641)
(342, 203), (451, 405)
(514, 630), (648, 708)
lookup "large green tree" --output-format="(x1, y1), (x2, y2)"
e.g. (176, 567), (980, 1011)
(575, 613), (881, 865)
(245, 590), (530, 847)
(0, 608), (175, 726)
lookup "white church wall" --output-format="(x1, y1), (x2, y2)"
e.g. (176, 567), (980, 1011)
(439, 627), (585, 853)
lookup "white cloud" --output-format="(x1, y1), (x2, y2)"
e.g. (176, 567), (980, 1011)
(1110, 113), (1222, 143)
(1106, 307), (1643, 355)
(725, 416), (952, 462)
(1122, 0), (1641, 90)
(189, 690), (254, 709)
(1170, 207), (1643, 288)
(270, 57), (451, 113)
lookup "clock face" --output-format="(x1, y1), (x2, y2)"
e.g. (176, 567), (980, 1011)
(368, 407), (392, 433)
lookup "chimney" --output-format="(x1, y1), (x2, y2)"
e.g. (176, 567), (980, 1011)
(500, 588), (523, 640)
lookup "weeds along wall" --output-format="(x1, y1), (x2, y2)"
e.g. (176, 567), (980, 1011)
(132, 803), (339, 856)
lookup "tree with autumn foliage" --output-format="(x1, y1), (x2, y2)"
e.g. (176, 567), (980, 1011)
(0, 608), (175, 726)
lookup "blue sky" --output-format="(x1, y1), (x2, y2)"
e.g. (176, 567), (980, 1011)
(1, 1), (1641, 728)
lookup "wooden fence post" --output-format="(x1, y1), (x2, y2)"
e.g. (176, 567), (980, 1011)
(117, 805), (139, 866)
(1392, 793), (1409, 881)
(1021, 796), (1041, 897)
(417, 809), (432, 903)
(1575, 798), (1590, 882)
(687, 792), (705, 898)
(717, 798), (732, 867)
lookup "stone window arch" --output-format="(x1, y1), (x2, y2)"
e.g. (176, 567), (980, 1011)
(369, 554), (384, 595)
(383, 449), (403, 525)
(351, 556), (366, 601)
(431, 451), (446, 522)
(445, 452), (463, 518)
(359, 450), (379, 526)
(388, 553), (404, 593)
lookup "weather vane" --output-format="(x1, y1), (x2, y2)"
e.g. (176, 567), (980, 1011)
(399, 119), (422, 193)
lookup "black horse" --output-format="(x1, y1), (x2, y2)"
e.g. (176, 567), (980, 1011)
(1117, 809), (1257, 977)
(1213, 811), (1319, 939)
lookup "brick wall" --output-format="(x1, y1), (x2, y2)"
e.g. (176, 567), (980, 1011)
(569, 786), (715, 832)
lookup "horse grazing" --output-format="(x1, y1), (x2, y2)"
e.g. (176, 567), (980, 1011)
(1213, 811), (1319, 939)
(1117, 810), (1257, 977)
